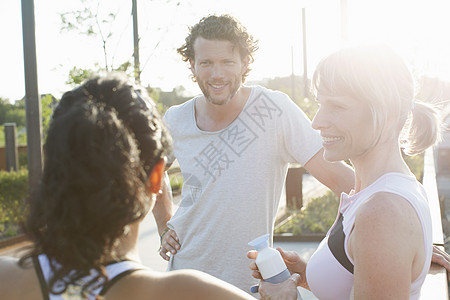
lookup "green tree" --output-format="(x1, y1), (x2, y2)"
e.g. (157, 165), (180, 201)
(60, 0), (117, 72)
(66, 66), (97, 86)
(60, 0), (133, 85)
(41, 94), (59, 139)
(0, 98), (9, 123)
(0, 95), (58, 147)
(0, 98), (26, 128)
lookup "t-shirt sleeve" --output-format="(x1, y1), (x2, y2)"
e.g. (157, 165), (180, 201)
(277, 93), (323, 166)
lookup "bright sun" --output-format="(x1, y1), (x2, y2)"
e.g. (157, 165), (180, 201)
(346, 0), (450, 80)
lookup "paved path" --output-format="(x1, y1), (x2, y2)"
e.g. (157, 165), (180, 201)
(137, 208), (170, 272)
(0, 173), (324, 299)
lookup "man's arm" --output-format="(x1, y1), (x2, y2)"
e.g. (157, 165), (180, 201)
(303, 148), (355, 195)
(152, 172), (173, 235)
(152, 171), (180, 260)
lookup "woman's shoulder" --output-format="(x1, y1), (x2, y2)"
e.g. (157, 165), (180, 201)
(357, 192), (417, 224)
(354, 191), (423, 245)
(104, 269), (254, 300)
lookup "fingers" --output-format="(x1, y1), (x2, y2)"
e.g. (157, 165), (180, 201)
(290, 273), (302, 286)
(248, 250), (262, 279)
(250, 267), (263, 280)
(432, 246), (449, 265)
(159, 229), (181, 261)
(252, 271), (263, 280)
(247, 250), (258, 259)
(433, 245), (448, 258)
(166, 230), (181, 251)
(431, 245), (450, 281)
(249, 261), (258, 271)
(159, 248), (171, 261)
(249, 258), (263, 279)
(276, 247), (298, 263)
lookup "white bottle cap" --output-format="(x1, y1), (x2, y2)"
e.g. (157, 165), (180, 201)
(248, 233), (270, 251)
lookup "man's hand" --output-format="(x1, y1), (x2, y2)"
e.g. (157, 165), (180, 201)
(259, 273), (301, 300)
(159, 228), (181, 261)
(432, 245), (450, 281)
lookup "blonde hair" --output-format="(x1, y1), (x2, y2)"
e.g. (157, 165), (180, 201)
(312, 43), (441, 155)
(401, 101), (441, 155)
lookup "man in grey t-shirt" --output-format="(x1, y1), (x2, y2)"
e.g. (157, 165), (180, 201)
(152, 14), (355, 293)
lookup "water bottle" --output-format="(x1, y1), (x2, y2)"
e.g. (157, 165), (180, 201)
(248, 233), (302, 299)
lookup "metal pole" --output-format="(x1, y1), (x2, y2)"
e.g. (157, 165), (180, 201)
(132, 0), (141, 84)
(302, 7), (308, 100)
(21, 0), (43, 191)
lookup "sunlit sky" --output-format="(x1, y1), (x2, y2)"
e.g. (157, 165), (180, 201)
(1, 0), (450, 102)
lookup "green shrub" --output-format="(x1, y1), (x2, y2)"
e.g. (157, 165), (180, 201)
(18, 147), (28, 168)
(169, 172), (183, 195)
(403, 152), (424, 182)
(0, 169), (28, 237)
(275, 191), (339, 235)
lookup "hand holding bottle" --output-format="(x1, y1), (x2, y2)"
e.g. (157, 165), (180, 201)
(258, 273), (302, 300)
(248, 234), (303, 299)
(248, 246), (309, 289)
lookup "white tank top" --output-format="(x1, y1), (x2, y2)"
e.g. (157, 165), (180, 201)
(306, 173), (432, 300)
(33, 254), (148, 300)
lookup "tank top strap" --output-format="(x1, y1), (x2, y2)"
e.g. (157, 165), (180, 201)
(33, 255), (148, 299)
(32, 255), (51, 300)
(98, 267), (145, 296)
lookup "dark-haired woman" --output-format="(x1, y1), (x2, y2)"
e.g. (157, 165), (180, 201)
(0, 73), (254, 300)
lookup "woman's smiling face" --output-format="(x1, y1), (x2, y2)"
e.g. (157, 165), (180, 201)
(311, 92), (376, 163)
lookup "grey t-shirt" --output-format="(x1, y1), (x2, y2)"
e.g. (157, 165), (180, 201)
(163, 85), (322, 292)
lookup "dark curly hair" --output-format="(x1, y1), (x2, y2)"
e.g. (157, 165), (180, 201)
(19, 73), (171, 296)
(177, 14), (259, 83)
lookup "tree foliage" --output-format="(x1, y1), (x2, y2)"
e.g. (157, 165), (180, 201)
(41, 94), (59, 139)
(0, 95), (58, 147)
(60, 0), (117, 71)
(66, 66), (97, 86)
(60, 0), (133, 85)
(0, 98), (26, 127)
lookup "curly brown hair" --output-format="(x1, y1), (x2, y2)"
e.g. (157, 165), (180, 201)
(19, 73), (171, 296)
(177, 14), (259, 83)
